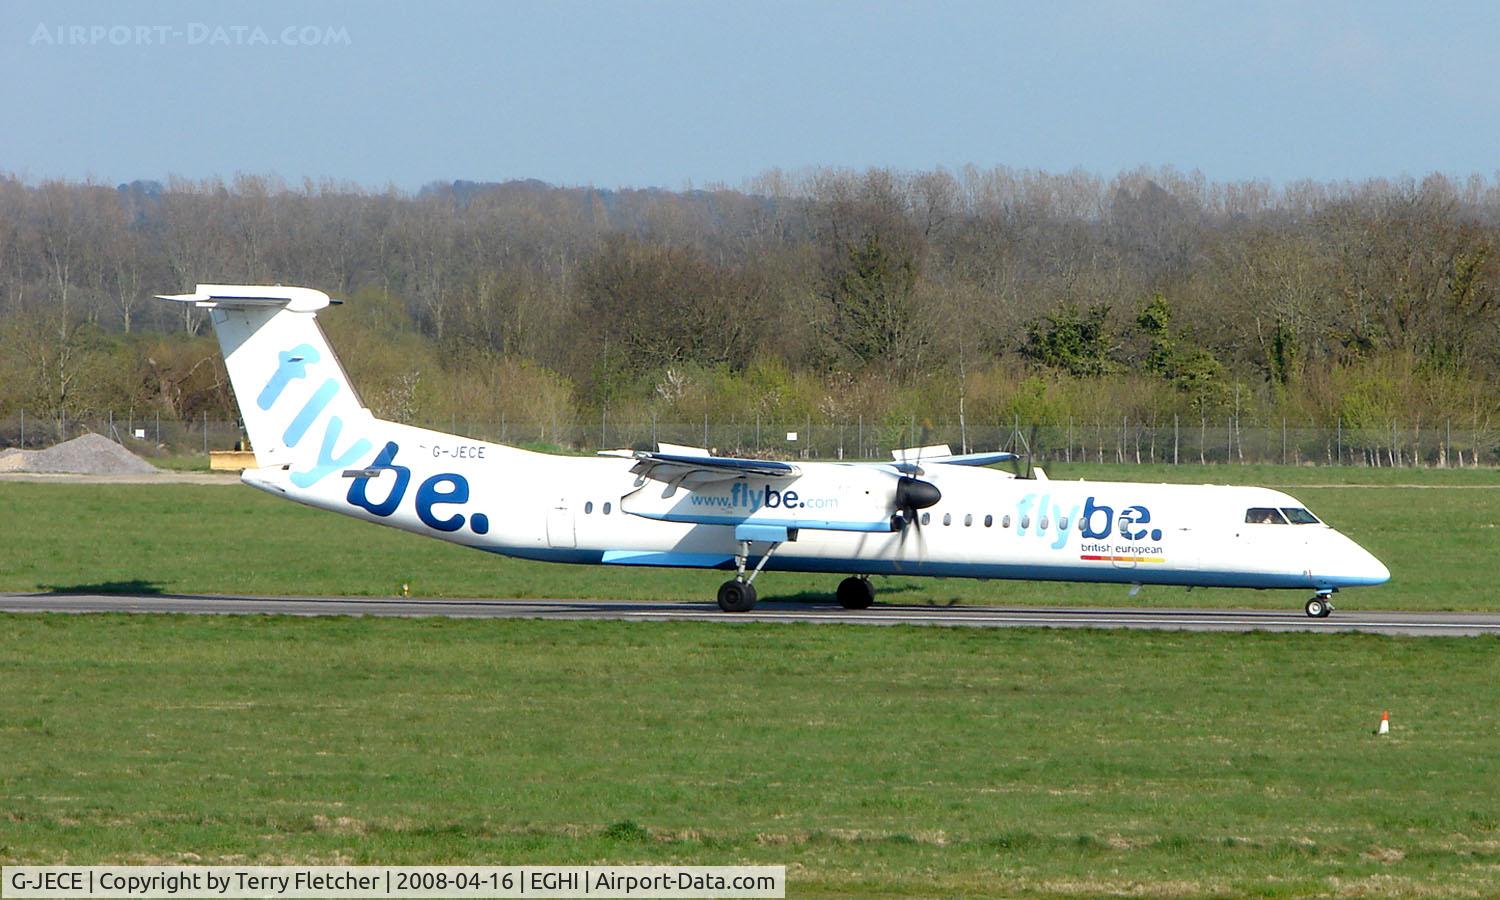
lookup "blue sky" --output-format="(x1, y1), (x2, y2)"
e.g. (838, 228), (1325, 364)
(3, 0), (1498, 190)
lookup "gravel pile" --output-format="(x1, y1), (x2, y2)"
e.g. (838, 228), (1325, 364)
(0, 432), (159, 474)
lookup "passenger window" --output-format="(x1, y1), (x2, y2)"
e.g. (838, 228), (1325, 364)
(1059, 516), (1069, 530)
(1040, 515), (1049, 531)
(1282, 507), (1320, 524)
(1002, 515), (1011, 528)
(584, 501), (594, 514)
(603, 502), (612, 515)
(1245, 507), (1288, 525)
(1020, 515), (1030, 529)
(943, 513), (952, 526)
(984, 514), (993, 528)
(921, 512), (931, 526)
(964, 514), (973, 527)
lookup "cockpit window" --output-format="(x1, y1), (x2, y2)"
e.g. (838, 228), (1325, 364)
(1245, 507), (1288, 525)
(1281, 507), (1320, 525)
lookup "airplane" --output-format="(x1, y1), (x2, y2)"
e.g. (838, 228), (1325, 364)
(158, 284), (1390, 618)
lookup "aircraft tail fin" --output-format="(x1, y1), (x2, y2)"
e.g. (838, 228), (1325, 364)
(157, 285), (373, 474)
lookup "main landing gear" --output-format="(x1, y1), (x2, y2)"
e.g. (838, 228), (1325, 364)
(717, 580), (758, 613)
(717, 537), (782, 612)
(715, 543), (878, 613)
(836, 575), (876, 610)
(1305, 591), (1336, 618)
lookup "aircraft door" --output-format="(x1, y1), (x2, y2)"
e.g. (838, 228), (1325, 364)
(546, 498), (575, 548)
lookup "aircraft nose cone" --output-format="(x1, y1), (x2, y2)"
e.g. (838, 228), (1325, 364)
(1317, 533), (1389, 588)
(1339, 541), (1390, 586)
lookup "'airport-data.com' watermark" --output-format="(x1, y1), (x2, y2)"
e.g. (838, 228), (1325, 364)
(29, 23), (351, 47)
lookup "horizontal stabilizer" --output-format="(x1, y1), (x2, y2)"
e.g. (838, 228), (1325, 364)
(155, 283), (334, 312)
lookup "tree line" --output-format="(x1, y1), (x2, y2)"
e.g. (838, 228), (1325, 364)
(0, 166), (1496, 445)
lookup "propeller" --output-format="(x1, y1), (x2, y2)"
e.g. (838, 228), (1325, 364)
(892, 475), (941, 529)
(1008, 423), (1040, 480)
(891, 424), (942, 560)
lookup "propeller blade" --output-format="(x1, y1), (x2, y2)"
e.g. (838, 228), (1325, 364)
(1026, 423), (1039, 480)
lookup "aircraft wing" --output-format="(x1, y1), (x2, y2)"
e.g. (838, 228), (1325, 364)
(600, 449), (800, 486)
(924, 450), (1017, 467)
(870, 447), (1018, 474)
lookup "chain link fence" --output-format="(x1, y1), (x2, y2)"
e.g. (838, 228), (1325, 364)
(554, 416), (1500, 468)
(2, 412), (1496, 467)
(0, 411), (245, 460)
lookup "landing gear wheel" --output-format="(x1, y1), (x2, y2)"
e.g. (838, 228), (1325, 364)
(717, 580), (758, 613)
(836, 576), (876, 610)
(1305, 597), (1331, 618)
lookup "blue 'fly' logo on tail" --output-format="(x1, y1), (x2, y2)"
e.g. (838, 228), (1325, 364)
(260, 344), (370, 487)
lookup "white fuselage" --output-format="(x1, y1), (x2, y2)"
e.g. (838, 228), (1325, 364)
(243, 422), (1390, 594)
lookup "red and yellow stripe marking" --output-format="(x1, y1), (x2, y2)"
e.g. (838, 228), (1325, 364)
(1080, 554), (1166, 564)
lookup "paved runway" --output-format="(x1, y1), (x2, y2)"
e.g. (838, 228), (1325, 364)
(1, 592), (1497, 636)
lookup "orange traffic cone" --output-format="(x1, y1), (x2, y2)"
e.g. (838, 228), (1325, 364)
(1376, 710), (1389, 735)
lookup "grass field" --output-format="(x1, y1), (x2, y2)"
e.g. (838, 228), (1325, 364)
(2, 614), (1498, 896)
(3, 467), (1498, 896)
(1, 464), (1496, 610)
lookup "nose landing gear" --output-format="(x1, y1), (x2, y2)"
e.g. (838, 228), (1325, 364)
(1305, 591), (1335, 618)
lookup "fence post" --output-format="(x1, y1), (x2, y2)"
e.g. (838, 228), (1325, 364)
(202, 410), (208, 455)
(1336, 418), (1342, 466)
(959, 394), (967, 454)
(1282, 417), (1287, 465)
(703, 413), (709, 450)
(1173, 414), (1179, 465)
(19, 409), (23, 448)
